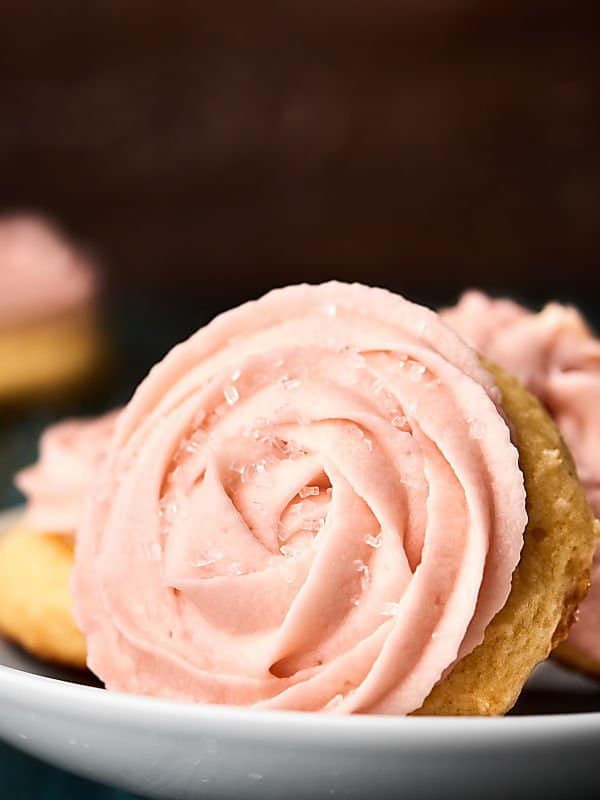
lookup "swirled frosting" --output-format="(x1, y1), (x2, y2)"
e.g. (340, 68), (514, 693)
(442, 291), (600, 665)
(73, 283), (526, 714)
(16, 411), (119, 536)
(0, 214), (97, 327)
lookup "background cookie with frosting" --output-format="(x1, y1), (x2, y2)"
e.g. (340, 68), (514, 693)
(442, 291), (600, 678)
(0, 214), (109, 406)
(0, 411), (118, 668)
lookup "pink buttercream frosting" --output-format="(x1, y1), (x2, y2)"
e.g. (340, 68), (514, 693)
(0, 214), (97, 328)
(16, 411), (119, 536)
(442, 291), (600, 666)
(73, 283), (526, 714)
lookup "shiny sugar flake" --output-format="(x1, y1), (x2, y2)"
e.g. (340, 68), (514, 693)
(353, 559), (370, 591)
(391, 415), (408, 430)
(299, 485), (320, 498)
(230, 461), (246, 479)
(230, 369), (242, 382)
(279, 544), (300, 558)
(184, 438), (203, 455)
(193, 557), (217, 568)
(364, 533), (383, 549)
(408, 363), (427, 382)
(381, 602), (401, 617)
(224, 385), (240, 406)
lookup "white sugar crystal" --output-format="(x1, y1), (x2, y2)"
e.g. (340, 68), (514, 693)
(364, 533), (383, 549)
(360, 566), (370, 592)
(350, 595), (361, 607)
(230, 368), (241, 381)
(280, 544), (299, 557)
(193, 557), (217, 568)
(353, 560), (371, 590)
(409, 363), (426, 382)
(227, 561), (245, 575)
(184, 439), (202, 454)
(230, 461), (246, 478)
(299, 485), (320, 498)
(381, 602), (401, 617)
(364, 437), (373, 452)
(391, 415), (407, 429)
(224, 385), (239, 406)
(431, 631), (441, 640)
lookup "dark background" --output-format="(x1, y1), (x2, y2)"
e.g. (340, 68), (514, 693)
(2, 1), (599, 297)
(1, 3), (600, 797)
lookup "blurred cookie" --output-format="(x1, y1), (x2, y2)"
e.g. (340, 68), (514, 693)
(0, 214), (109, 406)
(442, 292), (600, 679)
(0, 411), (117, 668)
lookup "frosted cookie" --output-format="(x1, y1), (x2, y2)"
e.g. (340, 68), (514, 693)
(442, 291), (600, 678)
(0, 214), (108, 405)
(72, 283), (596, 714)
(0, 411), (117, 668)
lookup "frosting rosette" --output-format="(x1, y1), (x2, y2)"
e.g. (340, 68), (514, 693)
(73, 283), (526, 714)
(442, 290), (600, 668)
(16, 411), (119, 536)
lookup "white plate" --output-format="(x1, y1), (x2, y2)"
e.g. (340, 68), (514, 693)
(1, 508), (599, 800)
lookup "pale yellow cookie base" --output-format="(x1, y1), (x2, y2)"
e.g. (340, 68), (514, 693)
(0, 310), (107, 405)
(416, 364), (599, 715)
(0, 523), (86, 669)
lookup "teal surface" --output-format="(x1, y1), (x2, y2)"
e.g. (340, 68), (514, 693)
(1, 742), (141, 799)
